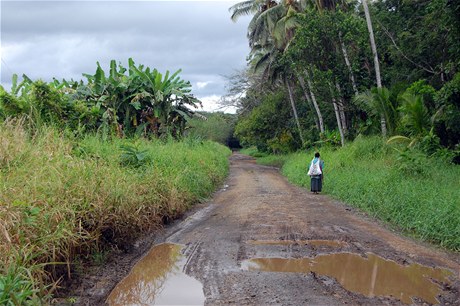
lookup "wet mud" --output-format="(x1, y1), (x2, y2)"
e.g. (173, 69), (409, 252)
(247, 239), (348, 248)
(66, 153), (460, 305)
(242, 252), (454, 304)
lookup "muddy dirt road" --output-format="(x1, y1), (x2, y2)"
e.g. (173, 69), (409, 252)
(73, 153), (459, 305)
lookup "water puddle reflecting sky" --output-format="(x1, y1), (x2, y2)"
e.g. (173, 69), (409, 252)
(242, 252), (453, 304)
(107, 243), (204, 306)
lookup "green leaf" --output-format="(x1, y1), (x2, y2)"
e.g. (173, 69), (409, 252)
(130, 101), (141, 110)
(110, 60), (117, 79)
(387, 135), (410, 144)
(94, 62), (106, 95)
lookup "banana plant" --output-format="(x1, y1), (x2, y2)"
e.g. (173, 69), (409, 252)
(83, 59), (202, 137)
(127, 58), (201, 137)
(3, 59), (201, 138)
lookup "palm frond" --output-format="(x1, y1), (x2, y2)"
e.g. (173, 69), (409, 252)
(229, 0), (261, 22)
(387, 135), (410, 145)
(398, 93), (430, 136)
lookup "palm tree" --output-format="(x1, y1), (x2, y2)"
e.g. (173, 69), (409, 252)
(229, 0), (278, 22)
(361, 0), (386, 137)
(398, 93), (430, 136)
(250, 43), (306, 146)
(232, 0), (335, 144)
(297, 71), (325, 134)
(232, 1), (286, 52)
(354, 87), (398, 136)
(361, 0), (382, 88)
(232, 0), (304, 50)
(387, 93), (433, 150)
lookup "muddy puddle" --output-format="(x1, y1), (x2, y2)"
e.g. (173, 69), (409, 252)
(248, 239), (347, 247)
(106, 243), (204, 305)
(241, 252), (454, 304)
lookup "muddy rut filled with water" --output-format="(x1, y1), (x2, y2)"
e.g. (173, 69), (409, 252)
(67, 153), (459, 305)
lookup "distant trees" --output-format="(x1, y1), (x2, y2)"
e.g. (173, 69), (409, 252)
(187, 112), (239, 147)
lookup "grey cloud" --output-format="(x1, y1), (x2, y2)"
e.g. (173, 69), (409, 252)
(1, 1), (251, 106)
(2, 1), (247, 42)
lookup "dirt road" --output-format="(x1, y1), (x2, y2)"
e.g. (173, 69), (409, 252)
(72, 153), (459, 305)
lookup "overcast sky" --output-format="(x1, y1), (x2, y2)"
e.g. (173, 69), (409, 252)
(0, 0), (251, 112)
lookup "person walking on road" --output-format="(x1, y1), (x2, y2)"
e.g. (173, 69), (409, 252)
(307, 152), (324, 194)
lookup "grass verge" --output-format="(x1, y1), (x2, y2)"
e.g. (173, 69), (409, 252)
(0, 121), (231, 302)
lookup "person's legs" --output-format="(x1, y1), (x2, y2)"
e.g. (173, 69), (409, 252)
(311, 177), (319, 193)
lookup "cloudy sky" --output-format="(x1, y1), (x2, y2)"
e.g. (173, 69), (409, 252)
(0, 0), (251, 112)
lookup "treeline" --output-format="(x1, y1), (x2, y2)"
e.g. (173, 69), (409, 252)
(227, 0), (459, 161)
(0, 58), (203, 139)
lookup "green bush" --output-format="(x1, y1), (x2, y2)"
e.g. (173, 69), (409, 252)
(434, 73), (460, 149)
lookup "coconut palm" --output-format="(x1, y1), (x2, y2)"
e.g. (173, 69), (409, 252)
(398, 93), (430, 136)
(361, 0), (382, 88)
(250, 43), (306, 146)
(229, 0), (278, 22)
(386, 93), (433, 151)
(354, 87), (398, 136)
(354, 0), (388, 138)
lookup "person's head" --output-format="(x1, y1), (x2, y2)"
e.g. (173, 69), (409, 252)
(314, 152), (320, 158)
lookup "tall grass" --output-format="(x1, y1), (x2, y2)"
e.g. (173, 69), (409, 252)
(0, 121), (230, 301)
(255, 136), (460, 251)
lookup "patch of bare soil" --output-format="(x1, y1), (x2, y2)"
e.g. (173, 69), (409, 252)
(59, 153), (459, 305)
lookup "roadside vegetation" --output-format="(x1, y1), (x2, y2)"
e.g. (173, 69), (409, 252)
(0, 61), (230, 302)
(230, 0), (459, 251)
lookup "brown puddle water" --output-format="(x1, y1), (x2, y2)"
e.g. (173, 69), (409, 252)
(106, 243), (205, 305)
(241, 252), (453, 304)
(248, 239), (347, 247)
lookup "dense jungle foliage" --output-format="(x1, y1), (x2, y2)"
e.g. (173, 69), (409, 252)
(227, 0), (459, 162)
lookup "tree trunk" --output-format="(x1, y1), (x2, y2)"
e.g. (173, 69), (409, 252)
(333, 101), (345, 147)
(330, 85), (345, 147)
(362, 0), (386, 137)
(286, 79), (305, 147)
(339, 32), (359, 95)
(380, 115), (387, 137)
(296, 74), (320, 131)
(304, 72), (325, 134)
(362, 0), (382, 88)
(335, 82), (348, 135)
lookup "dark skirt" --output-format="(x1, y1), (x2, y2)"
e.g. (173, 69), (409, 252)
(310, 175), (322, 192)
